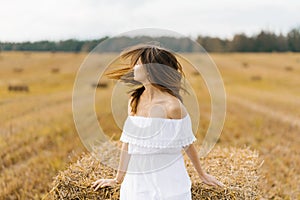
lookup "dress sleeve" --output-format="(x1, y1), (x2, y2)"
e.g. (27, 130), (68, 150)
(119, 130), (129, 144)
(176, 115), (197, 148)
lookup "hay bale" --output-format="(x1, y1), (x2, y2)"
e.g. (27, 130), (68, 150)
(284, 66), (293, 71)
(48, 142), (263, 200)
(49, 155), (119, 200)
(250, 75), (262, 81)
(8, 84), (29, 92)
(51, 68), (60, 73)
(91, 82), (109, 88)
(187, 146), (263, 199)
(242, 62), (249, 68)
(13, 67), (24, 73)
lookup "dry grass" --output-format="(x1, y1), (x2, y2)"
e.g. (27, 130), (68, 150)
(47, 141), (263, 200)
(0, 52), (299, 199)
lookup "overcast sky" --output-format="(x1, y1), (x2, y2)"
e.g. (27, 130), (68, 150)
(1, 0), (299, 42)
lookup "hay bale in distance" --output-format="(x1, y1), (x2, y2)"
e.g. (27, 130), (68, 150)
(51, 68), (60, 73)
(8, 84), (29, 92)
(13, 67), (24, 73)
(48, 142), (263, 200)
(250, 75), (262, 81)
(284, 66), (293, 71)
(242, 62), (249, 68)
(91, 82), (109, 88)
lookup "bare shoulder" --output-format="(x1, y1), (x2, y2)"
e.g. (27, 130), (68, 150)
(166, 97), (188, 119)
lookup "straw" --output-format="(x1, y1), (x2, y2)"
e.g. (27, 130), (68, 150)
(48, 141), (263, 200)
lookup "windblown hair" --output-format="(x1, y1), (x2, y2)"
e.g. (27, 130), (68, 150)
(105, 43), (188, 115)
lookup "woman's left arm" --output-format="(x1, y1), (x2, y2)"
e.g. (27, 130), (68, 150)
(183, 143), (225, 187)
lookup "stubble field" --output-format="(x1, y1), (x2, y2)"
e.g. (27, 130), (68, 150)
(0, 51), (299, 199)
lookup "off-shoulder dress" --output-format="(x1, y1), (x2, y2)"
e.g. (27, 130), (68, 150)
(119, 113), (197, 200)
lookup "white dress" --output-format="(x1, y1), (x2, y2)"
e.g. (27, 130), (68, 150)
(119, 113), (197, 200)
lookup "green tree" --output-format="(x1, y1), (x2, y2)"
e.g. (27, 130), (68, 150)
(287, 27), (300, 52)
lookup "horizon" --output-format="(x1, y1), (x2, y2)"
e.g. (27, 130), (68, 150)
(0, 26), (298, 43)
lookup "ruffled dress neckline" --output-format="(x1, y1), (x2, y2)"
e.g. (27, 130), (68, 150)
(120, 113), (196, 150)
(128, 114), (189, 121)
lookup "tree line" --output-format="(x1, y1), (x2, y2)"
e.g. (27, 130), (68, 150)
(198, 27), (300, 52)
(0, 26), (299, 52)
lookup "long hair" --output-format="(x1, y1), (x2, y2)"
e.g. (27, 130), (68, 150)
(105, 43), (189, 114)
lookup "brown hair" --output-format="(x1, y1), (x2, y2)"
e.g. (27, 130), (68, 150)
(105, 43), (189, 114)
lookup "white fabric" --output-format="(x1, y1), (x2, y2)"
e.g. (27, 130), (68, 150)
(120, 113), (197, 152)
(120, 155), (192, 200)
(119, 114), (197, 200)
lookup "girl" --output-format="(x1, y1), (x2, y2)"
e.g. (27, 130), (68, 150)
(92, 44), (224, 199)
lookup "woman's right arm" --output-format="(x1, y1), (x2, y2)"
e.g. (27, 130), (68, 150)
(92, 138), (131, 190)
(115, 97), (133, 183)
(114, 142), (131, 183)
(92, 98), (132, 190)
